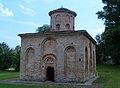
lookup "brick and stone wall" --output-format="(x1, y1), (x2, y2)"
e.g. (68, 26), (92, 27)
(19, 31), (96, 82)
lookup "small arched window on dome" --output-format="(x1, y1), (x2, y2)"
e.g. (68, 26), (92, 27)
(55, 15), (61, 22)
(65, 24), (70, 30)
(56, 24), (60, 31)
(66, 15), (70, 22)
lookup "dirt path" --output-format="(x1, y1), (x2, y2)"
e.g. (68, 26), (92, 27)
(0, 78), (103, 88)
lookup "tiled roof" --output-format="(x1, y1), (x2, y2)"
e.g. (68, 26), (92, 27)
(49, 8), (77, 17)
(19, 30), (96, 44)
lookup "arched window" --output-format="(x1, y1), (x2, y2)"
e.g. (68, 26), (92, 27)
(65, 24), (70, 30)
(93, 51), (95, 73)
(56, 24), (60, 31)
(55, 14), (61, 22)
(65, 15), (70, 22)
(89, 42), (92, 72)
(85, 47), (88, 72)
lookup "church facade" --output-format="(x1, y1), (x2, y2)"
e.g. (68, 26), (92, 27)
(19, 8), (96, 82)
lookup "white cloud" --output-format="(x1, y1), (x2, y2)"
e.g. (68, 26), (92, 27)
(19, 4), (35, 16)
(0, 3), (14, 16)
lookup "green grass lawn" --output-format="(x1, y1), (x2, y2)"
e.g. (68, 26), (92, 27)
(0, 71), (19, 80)
(95, 64), (120, 88)
(0, 83), (73, 88)
(0, 64), (120, 88)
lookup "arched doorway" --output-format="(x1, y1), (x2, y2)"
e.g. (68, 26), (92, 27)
(46, 67), (54, 81)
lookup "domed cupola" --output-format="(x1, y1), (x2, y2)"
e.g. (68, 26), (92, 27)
(49, 7), (77, 31)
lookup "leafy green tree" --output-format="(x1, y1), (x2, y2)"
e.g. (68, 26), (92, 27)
(96, 0), (120, 64)
(36, 24), (50, 32)
(96, 0), (120, 29)
(0, 42), (21, 71)
(0, 42), (15, 70)
(95, 34), (104, 64)
(14, 45), (21, 71)
(102, 28), (120, 64)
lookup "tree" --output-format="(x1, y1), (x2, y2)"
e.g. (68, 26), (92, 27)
(36, 24), (50, 32)
(0, 42), (15, 70)
(95, 34), (104, 64)
(96, 0), (120, 29)
(0, 42), (21, 71)
(102, 28), (120, 64)
(14, 45), (21, 71)
(96, 0), (120, 64)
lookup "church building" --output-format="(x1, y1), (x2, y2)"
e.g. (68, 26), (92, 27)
(19, 8), (96, 82)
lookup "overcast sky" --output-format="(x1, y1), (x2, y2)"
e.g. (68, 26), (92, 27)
(0, 0), (104, 48)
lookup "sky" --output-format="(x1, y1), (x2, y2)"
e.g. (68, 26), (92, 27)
(0, 0), (105, 48)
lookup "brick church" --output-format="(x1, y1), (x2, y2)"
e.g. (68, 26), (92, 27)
(19, 7), (96, 82)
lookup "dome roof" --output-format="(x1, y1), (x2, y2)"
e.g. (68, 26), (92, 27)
(49, 8), (77, 17)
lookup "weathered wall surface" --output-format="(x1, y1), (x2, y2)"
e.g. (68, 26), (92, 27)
(50, 12), (75, 31)
(20, 32), (96, 82)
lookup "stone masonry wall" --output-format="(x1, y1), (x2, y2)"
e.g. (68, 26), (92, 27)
(20, 32), (96, 82)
